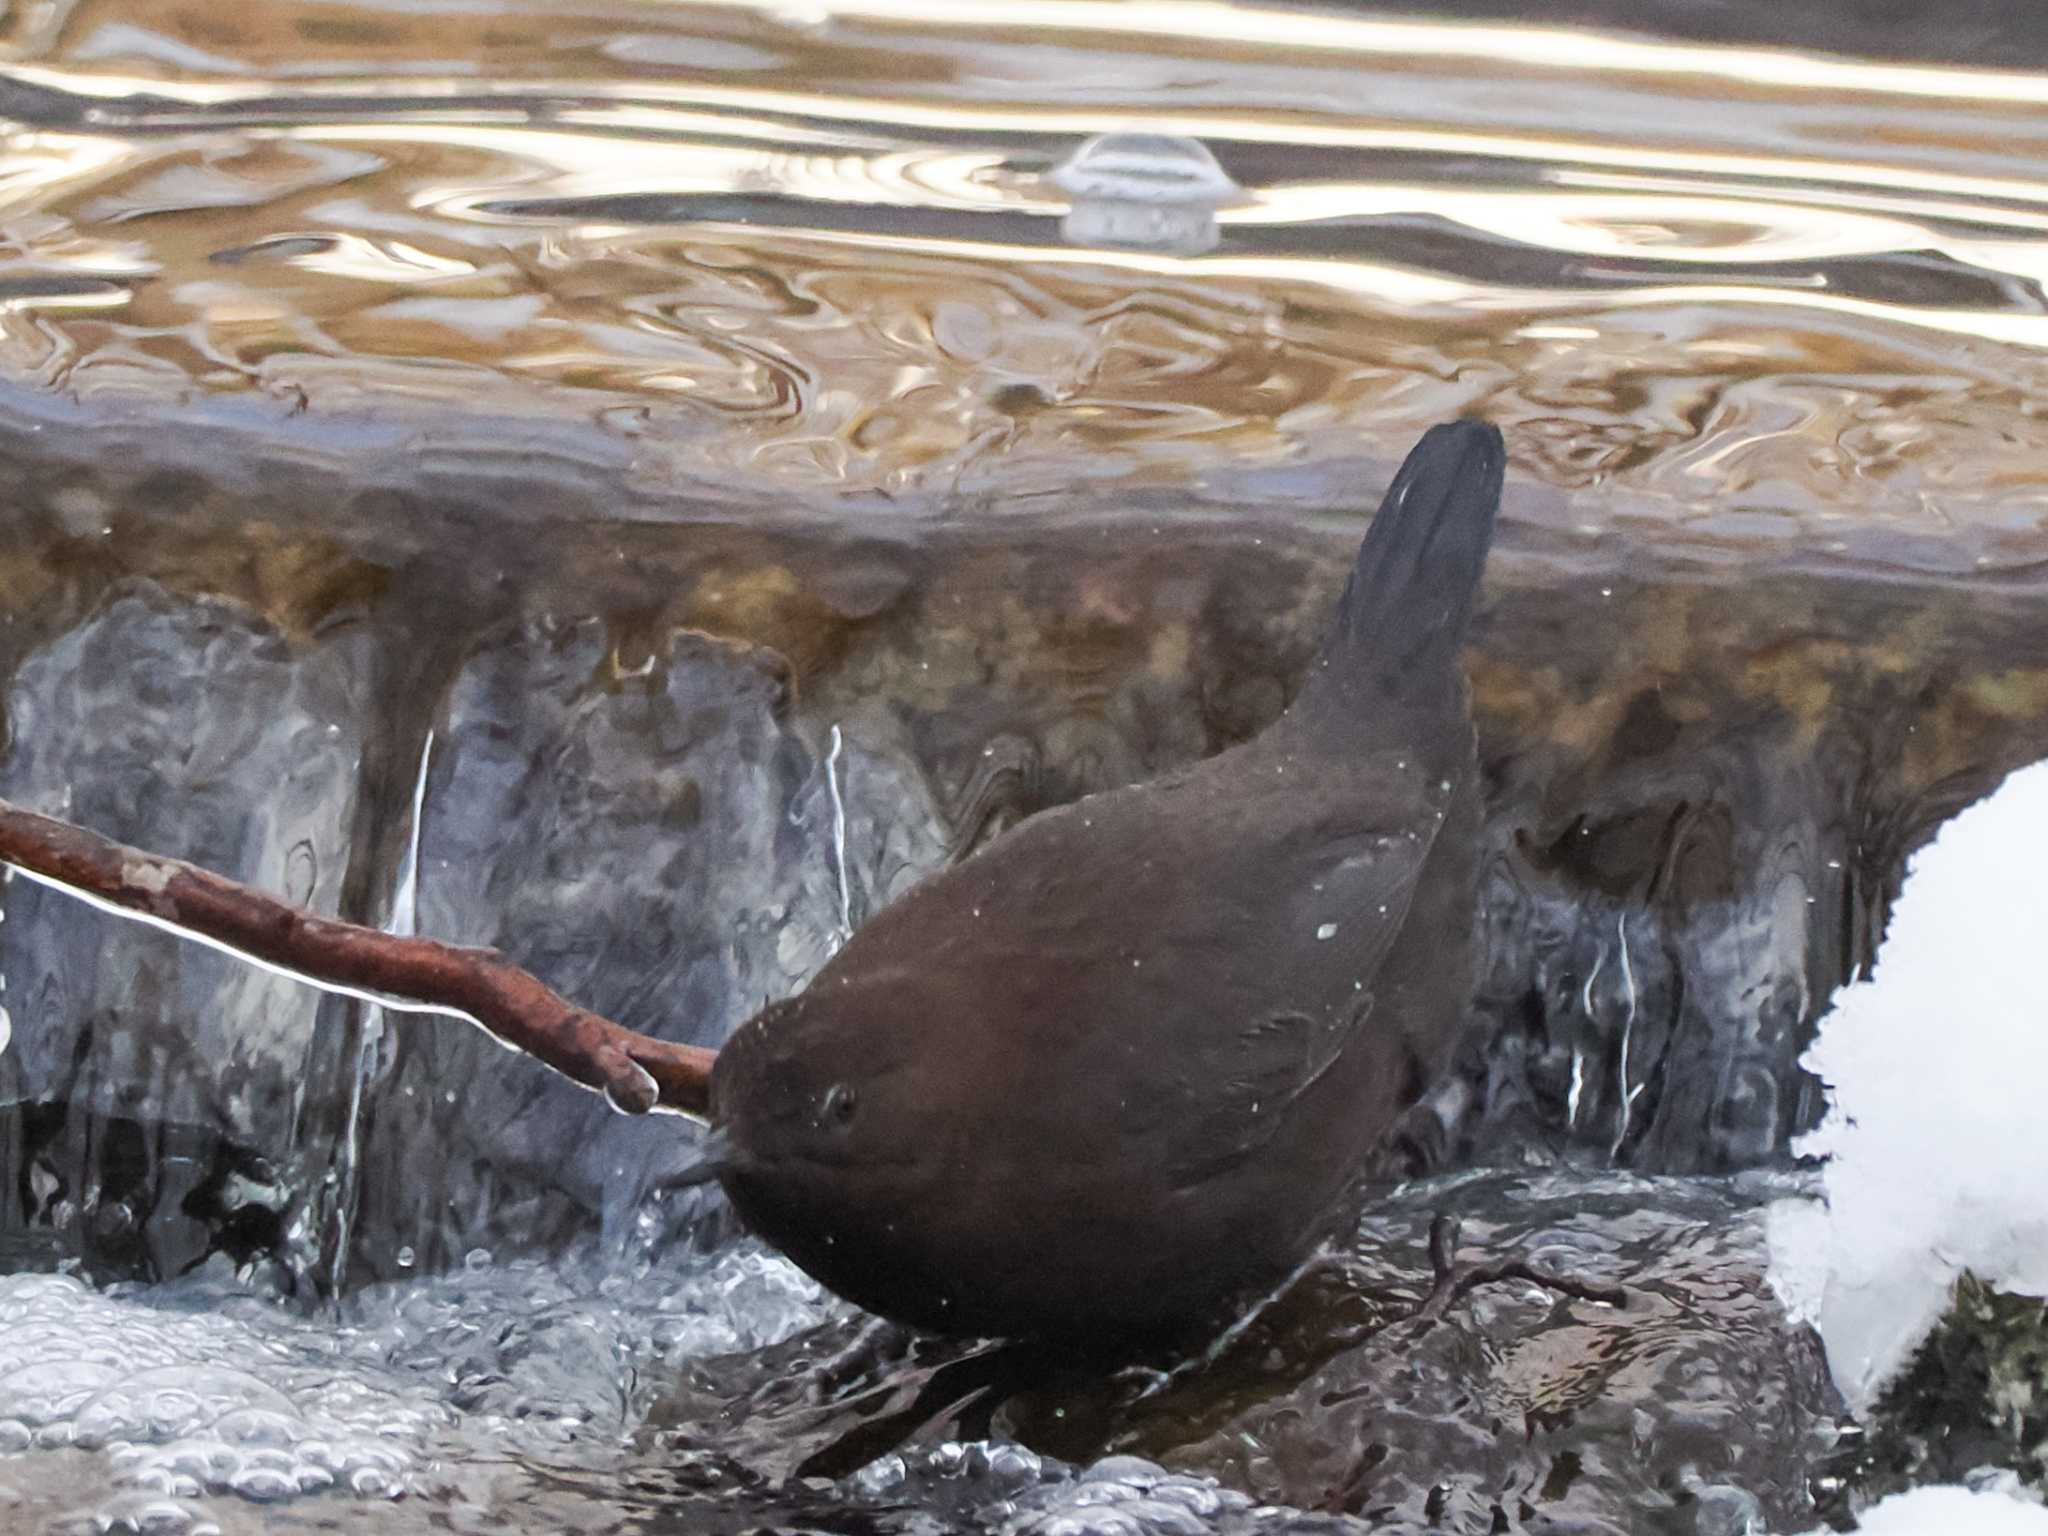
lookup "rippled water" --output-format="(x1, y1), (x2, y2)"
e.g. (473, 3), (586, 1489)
(0, 1235), (838, 1532)
(0, 1169), (1841, 1535)
(7, 0), (2048, 535)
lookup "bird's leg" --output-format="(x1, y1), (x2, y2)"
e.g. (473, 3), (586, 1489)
(746, 1315), (919, 1423)
(805, 1316), (919, 1403)
(1121, 1243), (1346, 1403)
(1413, 1214), (1628, 1322)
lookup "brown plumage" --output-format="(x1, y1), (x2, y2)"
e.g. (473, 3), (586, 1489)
(707, 420), (1506, 1338)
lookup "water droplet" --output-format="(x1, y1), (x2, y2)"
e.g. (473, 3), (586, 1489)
(856, 1454), (908, 1495)
(1315, 923), (1338, 941)
(1048, 132), (1240, 255)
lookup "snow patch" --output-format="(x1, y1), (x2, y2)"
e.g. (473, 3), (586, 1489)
(1769, 758), (2048, 1413)
(1810, 1484), (2048, 1535)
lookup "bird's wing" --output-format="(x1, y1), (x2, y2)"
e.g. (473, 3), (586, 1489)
(978, 778), (1439, 1187)
(1156, 993), (1374, 1188)
(832, 759), (1445, 1179)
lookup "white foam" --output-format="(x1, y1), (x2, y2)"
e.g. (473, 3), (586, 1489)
(1768, 758), (2048, 1413)
(0, 1241), (830, 1525)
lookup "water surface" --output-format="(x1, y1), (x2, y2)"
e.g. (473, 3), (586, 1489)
(6, 0), (2048, 543)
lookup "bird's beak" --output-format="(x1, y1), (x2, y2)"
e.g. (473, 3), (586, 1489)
(666, 1126), (735, 1189)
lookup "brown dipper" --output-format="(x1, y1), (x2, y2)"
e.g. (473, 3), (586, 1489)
(703, 420), (1505, 1339)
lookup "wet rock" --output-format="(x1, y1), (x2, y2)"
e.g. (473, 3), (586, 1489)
(0, 582), (378, 1282)
(1811, 1272), (2048, 1523)
(653, 1171), (1839, 1534)
(2, 395), (2048, 1282)
(346, 615), (945, 1280)
(1051, 1172), (1838, 1532)
(1423, 566), (2048, 1176)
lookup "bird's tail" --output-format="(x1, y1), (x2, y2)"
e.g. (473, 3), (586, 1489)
(1301, 419), (1504, 719)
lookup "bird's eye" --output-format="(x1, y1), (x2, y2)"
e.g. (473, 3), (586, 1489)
(823, 1083), (857, 1125)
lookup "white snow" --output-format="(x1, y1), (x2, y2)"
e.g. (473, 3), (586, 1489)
(1768, 757), (2048, 1414)
(1807, 1484), (2048, 1535)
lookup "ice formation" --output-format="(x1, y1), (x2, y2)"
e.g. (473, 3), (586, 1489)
(1769, 758), (2048, 1413)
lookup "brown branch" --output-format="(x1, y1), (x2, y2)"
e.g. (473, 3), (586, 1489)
(0, 796), (715, 1118)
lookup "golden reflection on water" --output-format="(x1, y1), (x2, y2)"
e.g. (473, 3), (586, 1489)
(4, 0), (2048, 529)
(673, 0), (2048, 106)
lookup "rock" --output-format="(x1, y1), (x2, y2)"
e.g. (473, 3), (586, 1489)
(1, 389), (2045, 1277)
(655, 1170), (1842, 1534)
(0, 582), (376, 1282)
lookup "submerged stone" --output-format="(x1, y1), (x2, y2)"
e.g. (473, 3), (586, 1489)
(649, 1170), (1841, 1533)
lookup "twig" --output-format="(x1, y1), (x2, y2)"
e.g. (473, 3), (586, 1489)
(0, 796), (715, 1117)
(1416, 1214), (1629, 1321)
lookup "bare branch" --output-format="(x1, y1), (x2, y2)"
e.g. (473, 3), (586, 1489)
(0, 796), (715, 1118)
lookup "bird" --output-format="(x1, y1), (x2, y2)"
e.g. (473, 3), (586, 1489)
(697, 419), (1506, 1339)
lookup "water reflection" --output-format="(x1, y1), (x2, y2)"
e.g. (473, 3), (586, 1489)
(0, 3), (2046, 518)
